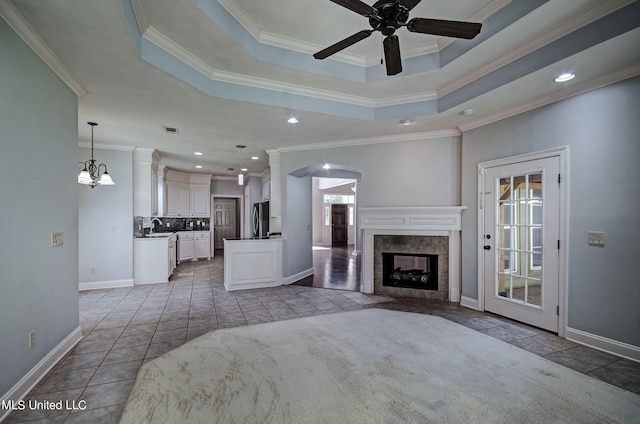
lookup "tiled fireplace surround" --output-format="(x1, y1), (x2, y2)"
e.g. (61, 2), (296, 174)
(360, 207), (466, 302)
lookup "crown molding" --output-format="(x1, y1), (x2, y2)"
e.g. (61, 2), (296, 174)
(0, 0), (87, 97)
(259, 30), (370, 67)
(142, 23), (437, 108)
(217, 0), (261, 41)
(438, 0), (634, 98)
(457, 63), (640, 133)
(143, 26), (213, 77)
(78, 141), (135, 152)
(129, 0), (149, 34)
(274, 129), (461, 154)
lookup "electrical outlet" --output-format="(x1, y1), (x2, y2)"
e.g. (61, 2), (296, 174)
(29, 331), (35, 348)
(588, 231), (605, 247)
(51, 232), (64, 247)
(90, 267), (96, 274)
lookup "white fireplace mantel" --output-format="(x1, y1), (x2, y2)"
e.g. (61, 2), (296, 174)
(360, 207), (467, 302)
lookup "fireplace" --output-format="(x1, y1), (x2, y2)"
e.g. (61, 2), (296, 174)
(374, 235), (448, 300)
(360, 206), (466, 302)
(382, 253), (438, 290)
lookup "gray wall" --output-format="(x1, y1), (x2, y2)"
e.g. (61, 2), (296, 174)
(211, 177), (243, 196)
(461, 76), (640, 346)
(279, 135), (461, 279)
(283, 175), (313, 277)
(79, 147), (134, 285)
(0, 19), (79, 396)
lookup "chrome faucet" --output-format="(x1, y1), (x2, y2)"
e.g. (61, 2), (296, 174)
(150, 217), (163, 233)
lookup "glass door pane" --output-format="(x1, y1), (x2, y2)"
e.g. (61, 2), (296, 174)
(495, 172), (544, 308)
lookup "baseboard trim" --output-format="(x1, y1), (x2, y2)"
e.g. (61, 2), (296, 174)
(460, 296), (479, 310)
(0, 326), (82, 422)
(566, 327), (640, 363)
(285, 268), (314, 285)
(79, 279), (134, 291)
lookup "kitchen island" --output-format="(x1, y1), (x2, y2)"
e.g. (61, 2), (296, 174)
(223, 238), (283, 291)
(133, 233), (177, 284)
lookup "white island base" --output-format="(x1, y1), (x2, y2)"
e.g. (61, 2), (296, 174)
(223, 238), (283, 291)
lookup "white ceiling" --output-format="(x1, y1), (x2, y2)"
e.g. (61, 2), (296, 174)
(3, 0), (640, 176)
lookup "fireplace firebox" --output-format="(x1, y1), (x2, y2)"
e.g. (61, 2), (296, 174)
(382, 252), (438, 290)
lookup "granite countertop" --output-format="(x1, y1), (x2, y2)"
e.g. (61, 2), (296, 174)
(135, 232), (176, 239)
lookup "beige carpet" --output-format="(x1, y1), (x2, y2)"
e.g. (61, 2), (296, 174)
(120, 309), (640, 423)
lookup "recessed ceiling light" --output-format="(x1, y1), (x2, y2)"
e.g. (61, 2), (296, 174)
(399, 119), (414, 126)
(195, 165), (202, 169)
(287, 117), (299, 124)
(251, 156), (259, 160)
(554, 73), (575, 83)
(462, 108), (474, 116)
(194, 151), (203, 156)
(241, 168), (248, 172)
(322, 163), (331, 170)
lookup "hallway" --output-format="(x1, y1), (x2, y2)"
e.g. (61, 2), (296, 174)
(294, 246), (360, 291)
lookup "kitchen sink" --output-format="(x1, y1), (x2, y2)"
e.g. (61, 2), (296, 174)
(146, 232), (175, 238)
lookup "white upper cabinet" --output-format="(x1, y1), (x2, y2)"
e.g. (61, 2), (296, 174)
(133, 149), (159, 217)
(261, 168), (270, 201)
(164, 170), (211, 217)
(190, 185), (210, 217)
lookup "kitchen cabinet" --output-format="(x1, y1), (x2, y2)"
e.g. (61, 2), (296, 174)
(178, 231), (210, 261)
(164, 171), (211, 217)
(195, 231), (211, 259)
(166, 183), (190, 217)
(190, 185), (210, 217)
(133, 148), (159, 217)
(168, 237), (177, 273)
(178, 232), (194, 262)
(261, 168), (270, 201)
(133, 233), (177, 284)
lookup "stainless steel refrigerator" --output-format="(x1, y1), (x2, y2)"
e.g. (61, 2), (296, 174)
(252, 201), (269, 238)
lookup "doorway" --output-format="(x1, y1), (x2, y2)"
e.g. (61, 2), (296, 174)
(213, 198), (238, 250)
(331, 204), (348, 246)
(479, 149), (567, 334)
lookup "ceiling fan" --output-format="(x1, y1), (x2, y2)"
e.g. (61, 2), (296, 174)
(313, 0), (482, 76)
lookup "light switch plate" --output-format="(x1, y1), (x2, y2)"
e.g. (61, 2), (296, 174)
(588, 231), (605, 247)
(51, 232), (64, 247)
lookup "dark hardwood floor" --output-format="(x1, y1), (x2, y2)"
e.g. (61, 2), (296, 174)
(294, 245), (360, 291)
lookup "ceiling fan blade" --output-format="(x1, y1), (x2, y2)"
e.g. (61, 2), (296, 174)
(398, 0), (422, 11)
(407, 18), (482, 39)
(383, 35), (402, 76)
(328, 0), (377, 17)
(313, 30), (373, 60)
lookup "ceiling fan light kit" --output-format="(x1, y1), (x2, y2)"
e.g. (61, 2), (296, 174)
(314, 0), (482, 76)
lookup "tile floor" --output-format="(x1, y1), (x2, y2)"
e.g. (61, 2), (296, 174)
(5, 255), (640, 423)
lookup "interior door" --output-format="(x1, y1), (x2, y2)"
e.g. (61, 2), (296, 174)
(331, 204), (348, 246)
(483, 156), (560, 332)
(214, 198), (237, 249)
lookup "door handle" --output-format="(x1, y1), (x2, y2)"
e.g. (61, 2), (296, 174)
(484, 245), (491, 250)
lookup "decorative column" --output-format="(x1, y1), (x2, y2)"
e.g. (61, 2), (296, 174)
(266, 149), (281, 229)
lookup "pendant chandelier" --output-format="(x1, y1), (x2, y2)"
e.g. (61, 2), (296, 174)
(78, 122), (115, 188)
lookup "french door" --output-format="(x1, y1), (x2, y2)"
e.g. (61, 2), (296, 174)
(483, 156), (560, 332)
